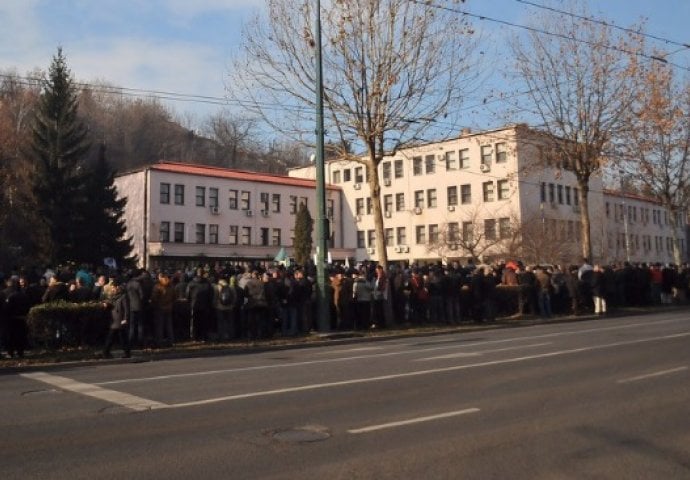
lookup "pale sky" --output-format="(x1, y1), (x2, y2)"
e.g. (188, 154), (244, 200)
(1, 0), (688, 129)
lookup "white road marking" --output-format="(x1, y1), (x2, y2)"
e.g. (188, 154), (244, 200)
(617, 366), (688, 384)
(21, 372), (168, 412)
(416, 342), (552, 361)
(157, 331), (690, 410)
(347, 408), (480, 434)
(96, 318), (684, 386)
(315, 346), (384, 355)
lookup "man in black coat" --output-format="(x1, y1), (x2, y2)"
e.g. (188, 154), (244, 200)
(2, 278), (30, 358)
(186, 269), (213, 340)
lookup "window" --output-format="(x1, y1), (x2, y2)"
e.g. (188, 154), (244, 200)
(240, 191), (251, 210)
(484, 219), (496, 240)
(448, 222), (459, 242)
(195, 224), (206, 244)
(565, 186), (571, 205)
(355, 198), (364, 216)
(482, 181), (494, 202)
(367, 230), (376, 247)
(499, 218), (511, 239)
(416, 225), (426, 244)
(327, 199), (334, 218)
(159, 221), (170, 242)
(384, 194), (393, 213)
(395, 193), (405, 211)
(289, 195), (298, 214)
(573, 188), (579, 206)
(300, 196), (308, 207)
(385, 228), (394, 247)
(445, 151), (457, 170)
(447, 186), (458, 206)
(497, 180), (509, 200)
(495, 143), (507, 163)
(425, 154), (435, 174)
(414, 190), (424, 208)
(209, 224), (219, 244)
(427, 189), (437, 208)
(260, 227), (270, 246)
(160, 183), (170, 204)
(397, 227), (406, 245)
(413, 156), (423, 175)
(229, 226), (238, 245)
(272, 194), (281, 213)
(557, 185), (564, 204)
(548, 183), (555, 203)
(355, 166), (365, 183)
(332, 170), (341, 184)
(429, 224), (439, 243)
(462, 222), (473, 242)
(174, 222), (184, 243)
(366, 197), (372, 215)
(196, 186), (206, 207)
(241, 227), (251, 245)
(481, 145), (492, 166)
(272, 228), (281, 246)
(174, 184), (185, 205)
(357, 231), (366, 248)
(540, 182), (546, 203)
(228, 189), (238, 210)
(459, 148), (470, 169)
(343, 169), (351, 182)
(394, 159), (404, 178)
(380, 163), (390, 182)
(460, 184), (471, 204)
(260, 192), (269, 211)
(209, 188), (219, 208)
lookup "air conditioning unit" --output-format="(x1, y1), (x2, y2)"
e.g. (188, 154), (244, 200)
(479, 163), (490, 173)
(210, 205), (220, 215)
(572, 205), (580, 213)
(449, 244), (459, 251)
(261, 210), (269, 217)
(366, 247), (375, 254)
(414, 207), (423, 215)
(401, 246), (410, 253)
(394, 246), (401, 253)
(353, 183), (361, 190)
(384, 210), (392, 218)
(447, 205), (455, 212)
(355, 214), (362, 222)
(383, 179), (391, 187)
(245, 210), (253, 217)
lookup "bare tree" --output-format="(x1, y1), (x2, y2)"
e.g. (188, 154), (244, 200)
(228, 0), (482, 267)
(511, 3), (643, 261)
(618, 58), (690, 265)
(204, 111), (256, 169)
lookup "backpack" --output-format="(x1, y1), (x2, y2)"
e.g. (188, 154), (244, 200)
(219, 285), (233, 306)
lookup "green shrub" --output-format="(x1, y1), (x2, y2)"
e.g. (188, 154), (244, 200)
(27, 301), (109, 349)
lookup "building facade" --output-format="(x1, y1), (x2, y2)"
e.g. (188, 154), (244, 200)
(290, 124), (687, 266)
(115, 162), (352, 270)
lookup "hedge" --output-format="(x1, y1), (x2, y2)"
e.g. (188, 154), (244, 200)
(27, 301), (109, 349)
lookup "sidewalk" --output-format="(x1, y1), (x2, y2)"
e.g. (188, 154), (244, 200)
(1, 305), (686, 373)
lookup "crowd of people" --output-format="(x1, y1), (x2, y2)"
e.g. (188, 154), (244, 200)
(1, 258), (689, 358)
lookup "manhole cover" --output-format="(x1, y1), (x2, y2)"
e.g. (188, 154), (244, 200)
(272, 425), (331, 443)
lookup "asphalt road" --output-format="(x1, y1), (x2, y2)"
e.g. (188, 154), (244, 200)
(2, 310), (689, 479)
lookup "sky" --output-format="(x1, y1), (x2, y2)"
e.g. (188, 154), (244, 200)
(1, 0), (689, 130)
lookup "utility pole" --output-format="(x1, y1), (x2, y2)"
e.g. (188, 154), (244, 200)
(314, 0), (330, 332)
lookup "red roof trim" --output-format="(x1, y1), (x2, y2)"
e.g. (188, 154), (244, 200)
(150, 162), (340, 190)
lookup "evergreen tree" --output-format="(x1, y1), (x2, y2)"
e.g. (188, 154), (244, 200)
(31, 48), (91, 264)
(77, 143), (135, 268)
(293, 202), (313, 266)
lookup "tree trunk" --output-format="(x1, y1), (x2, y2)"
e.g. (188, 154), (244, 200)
(367, 156), (388, 269)
(578, 181), (592, 261)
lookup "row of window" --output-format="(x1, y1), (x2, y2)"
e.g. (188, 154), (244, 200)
(609, 234), (685, 254)
(159, 222), (283, 247)
(606, 202), (683, 227)
(331, 143), (508, 184)
(355, 218), (513, 248)
(539, 182), (580, 207)
(159, 183), (334, 215)
(353, 180), (512, 216)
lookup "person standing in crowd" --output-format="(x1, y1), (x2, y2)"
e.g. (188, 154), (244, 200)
(125, 270), (145, 347)
(92, 275), (108, 301)
(281, 270), (299, 336)
(352, 269), (372, 329)
(213, 276), (236, 342)
(294, 268), (313, 333)
(371, 265), (388, 329)
(42, 275), (69, 303)
(427, 267), (444, 324)
(534, 266), (553, 319)
(150, 272), (175, 347)
(516, 264), (536, 316)
(2, 278), (30, 358)
(186, 268), (214, 341)
(101, 279), (130, 359)
(244, 270), (267, 340)
(591, 264), (608, 315)
(69, 277), (92, 303)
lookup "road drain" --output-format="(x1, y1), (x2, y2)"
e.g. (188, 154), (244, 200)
(272, 425), (331, 443)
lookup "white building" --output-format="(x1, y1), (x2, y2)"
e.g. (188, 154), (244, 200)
(114, 162), (353, 270)
(290, 124), (687, 266)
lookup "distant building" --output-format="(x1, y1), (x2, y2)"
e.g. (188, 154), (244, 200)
(114, 162), (352, 270)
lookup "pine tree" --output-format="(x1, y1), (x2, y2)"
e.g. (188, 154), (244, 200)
(77, 143), (135, 268)
(293, 202), (313, 266)
(31, 48), (91, 264)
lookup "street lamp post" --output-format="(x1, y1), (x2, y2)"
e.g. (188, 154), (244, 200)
(314, 0), (330, 332)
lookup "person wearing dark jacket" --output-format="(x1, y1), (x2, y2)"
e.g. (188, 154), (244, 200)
(186, 269), (213, 340)
(3, 278), (30, 358)
(102, 280), (131, 359)
(125, 272), (145, 346)
(591, 264), (607, 315)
